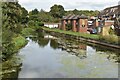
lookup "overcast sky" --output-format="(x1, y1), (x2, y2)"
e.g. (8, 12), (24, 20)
(18, 0), (120, 11)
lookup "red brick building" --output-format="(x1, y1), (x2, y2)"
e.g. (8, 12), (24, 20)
(60, 14), (88, 33)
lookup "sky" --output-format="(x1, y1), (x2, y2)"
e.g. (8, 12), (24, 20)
(18, 0), (120, 12)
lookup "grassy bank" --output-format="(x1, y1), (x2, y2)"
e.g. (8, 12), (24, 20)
(42, 27), (119, 45)
(42, 27), (99, 40)
(2, 34), (28, 61)
(12, 34), (28, 50)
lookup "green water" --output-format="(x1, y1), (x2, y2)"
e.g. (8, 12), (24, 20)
(2, 32), (119, 78)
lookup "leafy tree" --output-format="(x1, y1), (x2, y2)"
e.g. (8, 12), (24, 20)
(50, 4), (65, 18)
(73, 9), (79, 15)
(2, 2), (28, 61)
(31, 8), (39, 15)
(20, 7), (29, 24)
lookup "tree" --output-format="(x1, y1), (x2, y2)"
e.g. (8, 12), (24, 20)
(73, 9), (79, 15)
(21, 7), (28, 24)
(50, 4), (65, 18)
(31, 8), (39, 15)
(2, 2), (28, 61)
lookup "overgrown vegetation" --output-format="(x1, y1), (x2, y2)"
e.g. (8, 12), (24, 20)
(2, 2), (28, 61)
(21, 28), (35, 37)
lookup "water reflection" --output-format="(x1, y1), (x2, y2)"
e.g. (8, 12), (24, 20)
(50, 39), (59, 50)
(2, 31), (119, 78)
(30, 32), (59, 49)
(38, 38), (49, 48)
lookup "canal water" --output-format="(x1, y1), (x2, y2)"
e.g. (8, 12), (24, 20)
(2, 32), (119, 78)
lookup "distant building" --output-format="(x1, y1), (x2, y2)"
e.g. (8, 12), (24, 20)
(44, 23), (60, 28)
(98, 5), (120, 35)
(98, 5), (120, 20)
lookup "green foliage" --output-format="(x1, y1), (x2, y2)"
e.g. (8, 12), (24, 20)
(43, 27), (119, 45)
(29, 5), (99, 23)
(73, 9), (79, 15)
(42, 27), (99, 40)
(38, 11), (54, 22)
(28, 20), (43, 30)
(50, 40), (58, 49)
(12, 35), (28, 50)
(31, 8), (39, 15)
(2, 34), (27, 61)
(2, 2), (28, 61)
(65, 10), (99, 17)
(2, 2), (28, 33)
(50, 4), (65, 18)
(99, 34), (118, 44)
(21, 28), (35, 37)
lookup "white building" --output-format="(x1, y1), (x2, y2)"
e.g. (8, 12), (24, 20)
(44, 23), (60, 28)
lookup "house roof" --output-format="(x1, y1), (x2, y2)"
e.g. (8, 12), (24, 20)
(79, 14), (88, 19)
(98, 5), (120, 16)
(62, 14), (88, 20)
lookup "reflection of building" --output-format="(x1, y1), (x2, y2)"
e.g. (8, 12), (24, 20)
(60, 14), (88, 33)
(78, 44), (87, 50)
(86, 46), (96, 56)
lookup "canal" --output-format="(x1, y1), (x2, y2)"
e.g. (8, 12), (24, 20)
(2, 32), (120, 78)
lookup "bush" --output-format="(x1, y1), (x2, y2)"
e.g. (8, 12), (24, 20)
(99, 35), (118, 44)
(28, 20), (35, 27)
(38, 22), (44, 26)
(28, 20), (43, 30)
(21, 28), (35, 37)
(12, 35), (28, 50)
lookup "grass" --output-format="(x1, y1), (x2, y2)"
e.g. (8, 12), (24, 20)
(42, 27), (99, 40)
(12, 35), (28, 50)
(42, 27), (120, 45)
(21, 28), (35, 37)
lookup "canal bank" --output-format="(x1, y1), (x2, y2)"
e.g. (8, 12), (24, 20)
(42, 27), (120, 49)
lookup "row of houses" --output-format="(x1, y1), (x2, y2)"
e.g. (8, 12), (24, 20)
(44, 5), (120, 35)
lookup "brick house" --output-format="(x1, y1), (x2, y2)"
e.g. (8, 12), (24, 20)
(60, 14), (88, 33)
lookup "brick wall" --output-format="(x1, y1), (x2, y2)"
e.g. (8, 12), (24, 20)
(104, 21), (114, 26)
(78, 19), (88, 33)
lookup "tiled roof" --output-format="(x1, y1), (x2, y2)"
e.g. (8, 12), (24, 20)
(99, 5), (120, 16)
(79, 14), (88, 19)
(62, 14), (88, 20)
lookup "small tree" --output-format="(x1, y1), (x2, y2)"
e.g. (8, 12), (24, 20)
(50, 4), (65, 18)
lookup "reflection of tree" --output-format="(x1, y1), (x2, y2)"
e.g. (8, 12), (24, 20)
(107, 52), (120, 63)
(38, 38), (49, 48)
(2, 55), (22, 79)
(37, 30), (44, 38)
(50, 39), (59, 49)
(2, 69), (20, 79)
(30, 37), (38, 43)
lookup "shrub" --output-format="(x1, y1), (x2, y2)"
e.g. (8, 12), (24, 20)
(99, 35), (118, 44)
(21, 28), (35, 37)
(12, 35), (28, 50)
